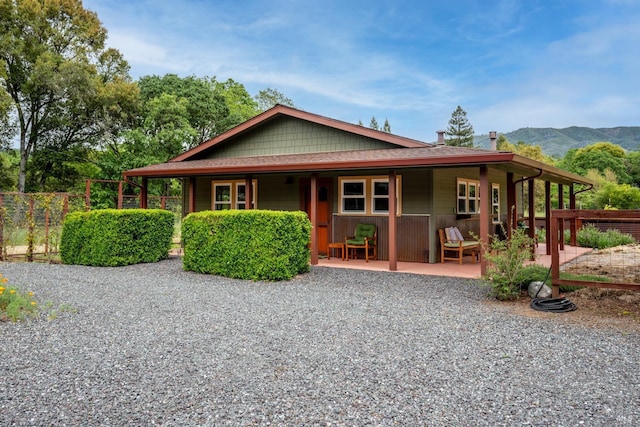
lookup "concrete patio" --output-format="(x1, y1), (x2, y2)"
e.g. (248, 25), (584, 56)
(317, 243), (592, 279)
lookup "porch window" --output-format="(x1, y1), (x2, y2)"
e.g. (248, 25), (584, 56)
(339, 176), (402, 215)
(211, 180), (257, 210)
(213, 184), (232, 210)
(457, 178), (480, 214)
(492, 184), (500, 224)
(235, 183), (256, 209)
(341, 180), (366, 213)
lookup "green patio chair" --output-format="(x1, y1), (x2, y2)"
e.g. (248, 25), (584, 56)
(345, 224), (377, 262)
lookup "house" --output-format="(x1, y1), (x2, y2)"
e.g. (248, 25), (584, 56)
(123, 105), (592, 274)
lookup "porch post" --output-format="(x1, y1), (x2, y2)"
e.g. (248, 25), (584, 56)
(310, 173), (318, 265)
(388, 170), (397, 271)
(141, 178), (148, 209)
(245, 175), (253, 210)
(117, 180), (123, 209)
(528, 179), (536, 260)
(506, 172), (515, 237)
(558, 184), (564, 250)
(479, 166), (489, 276)
(188, 177), (196, 213)
(569, 185), (577, 246)
(545, 180), (551, 255)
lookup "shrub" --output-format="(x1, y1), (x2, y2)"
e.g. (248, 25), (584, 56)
(480, 226), (537, 300)
(576, 224), (635, 249)
(182, 210), (311, 281)
(60, 209), (174, 266)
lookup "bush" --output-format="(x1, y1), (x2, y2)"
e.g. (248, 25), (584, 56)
(576, 224), (635, 249)
(0, 274), (37, 322)
(182, 210), (311, 281)
(480, 226), (537, 300)
(60, 209), (174, 266)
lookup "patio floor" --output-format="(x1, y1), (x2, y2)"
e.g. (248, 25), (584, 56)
(317, 243), (592, 279)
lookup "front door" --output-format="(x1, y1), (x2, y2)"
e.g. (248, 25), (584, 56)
(302, 178), (332, 255)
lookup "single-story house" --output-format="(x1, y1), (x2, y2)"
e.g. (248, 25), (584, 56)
(123, 105), (592, 274)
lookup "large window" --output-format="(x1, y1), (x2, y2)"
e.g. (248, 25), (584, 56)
(457, 178), (480, 214)
(339, 176), (401, 215)
(211, 180), (256, 210)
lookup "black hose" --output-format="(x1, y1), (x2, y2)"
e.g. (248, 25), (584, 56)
(531, 267), (577, 313)
(531, 297), (577, 313)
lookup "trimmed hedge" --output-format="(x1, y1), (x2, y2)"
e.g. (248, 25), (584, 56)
(182, 210), (311, 281)
(60, 209), (174, 266)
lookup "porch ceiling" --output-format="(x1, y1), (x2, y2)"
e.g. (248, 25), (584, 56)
(123, 146), (592, 187)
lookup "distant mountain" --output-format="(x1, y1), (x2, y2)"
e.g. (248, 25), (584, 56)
(473, 126), (640, 157)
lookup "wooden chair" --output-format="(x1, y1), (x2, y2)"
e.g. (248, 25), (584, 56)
(345, 224), (377, 262)
(439, 227), (480, 264)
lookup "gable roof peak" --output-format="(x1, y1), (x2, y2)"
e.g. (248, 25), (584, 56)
(170, 104), (430, 162)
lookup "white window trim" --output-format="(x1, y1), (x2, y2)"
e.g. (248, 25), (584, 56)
(340, 178), (366, 214)
(457, 178), (480, 214)
(211, 180), (257, 210)
(491, 183), (500, 224)
(339, 176), (402, 215)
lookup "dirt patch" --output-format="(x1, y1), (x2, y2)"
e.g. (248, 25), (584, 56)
(487, 244), (640, 333)
(561, 244), (640, 284)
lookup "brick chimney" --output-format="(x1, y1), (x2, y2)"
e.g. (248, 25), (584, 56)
(489, 131), (497, 150)
(436, 130), (445, 145)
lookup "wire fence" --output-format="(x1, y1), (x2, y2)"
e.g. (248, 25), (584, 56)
(0, 192), (182, 263)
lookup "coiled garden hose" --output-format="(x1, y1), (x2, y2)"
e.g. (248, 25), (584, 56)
(530, 267), (577, 313)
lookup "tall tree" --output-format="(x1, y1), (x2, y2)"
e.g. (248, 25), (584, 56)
(0, 0), (138, 192)
(369, 116), (379, 130)
(445, 106), (474, 147)
(254, 88), (294, 112)
(382, 118), (391, 133)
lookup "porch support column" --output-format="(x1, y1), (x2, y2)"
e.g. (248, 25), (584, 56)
(545, 180), (551, 255)
(245, 175), (253, 210)
(117, 180), (123, 209)
(388, 170), (397, 271)
(141, 178), (148, 209)
(569, 185), (577, 246)
(506, 172), (515, 237)
(479, 166), (489, 276)
(188, 177), (196, 214)
(310, 173), (318, 265)
(558, 184), (564, 250)
(528, 179), (536, 260)
(527, 180), (535, 236)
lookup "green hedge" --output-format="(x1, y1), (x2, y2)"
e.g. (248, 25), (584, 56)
(182, 210), (311, 280)
(60, 209), (174, 266)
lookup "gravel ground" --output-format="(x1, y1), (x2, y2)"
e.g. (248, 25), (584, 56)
(1, 258), (639, 426)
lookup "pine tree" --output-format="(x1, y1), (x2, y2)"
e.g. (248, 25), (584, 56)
(382, 118), (391, 133)
(445, 106), (474, 147)
(369, 116), (379, 130)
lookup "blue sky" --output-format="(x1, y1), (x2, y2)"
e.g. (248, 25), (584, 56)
(84, 0), (640, 143)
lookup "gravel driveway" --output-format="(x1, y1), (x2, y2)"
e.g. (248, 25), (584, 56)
(1, 258), (639, 426)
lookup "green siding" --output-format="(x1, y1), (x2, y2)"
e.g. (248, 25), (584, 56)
(207, 116), (395, 159)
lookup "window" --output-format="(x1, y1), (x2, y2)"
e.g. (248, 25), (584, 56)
(339, 176), (402, 215)
(341, 179), (366, 213)
(457, 178), (480, 214)
(211, 180), (256, 210)
(213, 184), (232, 210)
(235, 183), (255, 210)
(492, 184), (500, 224)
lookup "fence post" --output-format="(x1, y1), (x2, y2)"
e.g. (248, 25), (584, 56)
(0, 192), (4, 262)
(27, 196), (34, 262)
(85, 180), (91, 210)
(117, 181), (123, 209)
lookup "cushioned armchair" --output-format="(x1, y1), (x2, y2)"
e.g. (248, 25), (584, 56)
(439, 227), (479, 264)
(345, 224), (377, 262)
